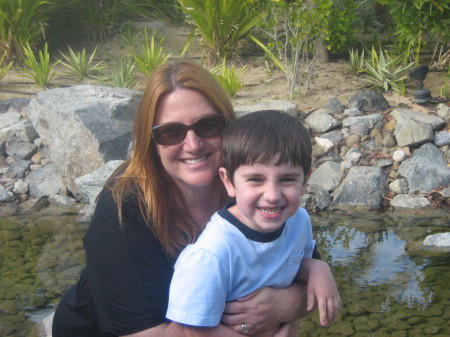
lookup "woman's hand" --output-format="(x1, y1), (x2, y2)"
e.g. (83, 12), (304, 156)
(221, 283), (310, 335)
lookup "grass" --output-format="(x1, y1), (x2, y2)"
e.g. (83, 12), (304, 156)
(59, 46), (106, 80)
(21, 42), (58, 89)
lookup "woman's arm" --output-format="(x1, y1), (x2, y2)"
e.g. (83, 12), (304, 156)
(121, 322), (262, 337)
(221, 281), (311, 335)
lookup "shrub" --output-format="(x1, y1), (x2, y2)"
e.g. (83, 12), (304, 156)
(22, 42), (58, 89)
(177, 0), (262, 63)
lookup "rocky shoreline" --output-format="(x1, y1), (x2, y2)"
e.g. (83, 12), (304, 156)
(0, 85), (449, 228)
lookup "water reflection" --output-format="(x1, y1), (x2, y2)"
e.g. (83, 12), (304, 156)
(1, 208), (449, 336)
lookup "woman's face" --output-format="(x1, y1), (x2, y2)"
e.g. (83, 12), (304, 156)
(154, 88), (223, 193)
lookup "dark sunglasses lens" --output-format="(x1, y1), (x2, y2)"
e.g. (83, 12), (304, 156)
(153, 115), (226, 145)
(153, 124), (186, 145)
(194, 115), (226, 138)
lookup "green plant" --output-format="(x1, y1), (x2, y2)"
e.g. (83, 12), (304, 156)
(78, 0), (151, 42)
(132, 29), (171, 76)
(359, 47), (414, 94)
(327, 0), (358, 53)
(110, 57), (136, 88)
(211, 59), (247, 97)
(60, 46), (106, 80)
(376, 0), (450, 64)
(177, 0), (263, 63)
(0, 0), (50, 62)
(119, 20), (142, 50)
(347, 49), (366, 74)
(22, 42), (58, 89)
(253, 0), (332, 98)
(0, 51), (14, 80)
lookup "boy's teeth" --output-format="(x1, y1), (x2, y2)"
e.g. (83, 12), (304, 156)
(260, 207), (281, 214)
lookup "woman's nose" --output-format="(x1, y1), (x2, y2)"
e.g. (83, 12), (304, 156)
(183, 130), (203, 152)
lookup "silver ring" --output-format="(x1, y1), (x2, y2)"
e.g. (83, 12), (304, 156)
(241, 323), (249, 335)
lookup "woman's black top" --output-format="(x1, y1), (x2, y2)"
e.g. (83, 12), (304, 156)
(52, 188), (176, 337)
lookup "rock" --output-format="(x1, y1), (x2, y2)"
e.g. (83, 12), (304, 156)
(331, 166), (387, 208)
(389, 178), (409, 194)
(234, 101), (298, 118)
(434, 131), (450, 147)
(391, 194), (430, 208)
(4, 160), (31, 179)
(394, 118), (434, 147)
(392, 149), (407, 162)
(344, 148), (362, 164)
(314, 137), (334, 152)
(350, 122), (369, 136)
(0, 119), (39, 144)
(27, 85), (141, 195)
(13, 179), (28, 194)
(5, 141), (38, 160)
(324, 97), (345, 114)
(382, 133), (397, 148)
(304, 110), (341, 133)
(348, 90), (390, 112)
(25, 163), (67, 198)
(423, 232), (450, 247)
(398, 142), (450, 192)
(391, 108), (445, 131)
(309, 161), (343, 191)
(436, 103), (450, 119)
(0, 111), (21, 129)
(345, 134), (360, 147)
(0, 184), (14, 202)
(344, 107), (363, 116)
(320, 129), (344, 143)
(75, 160), (123, 204)
(342, 114), (384, 130)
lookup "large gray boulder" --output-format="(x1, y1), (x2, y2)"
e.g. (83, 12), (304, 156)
(398, 142), (450, 192)
(331, 166), (387, 209)
(27, 85), (141, 195)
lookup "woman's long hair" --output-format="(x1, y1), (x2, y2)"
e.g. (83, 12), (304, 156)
(109, 60), (235, 257)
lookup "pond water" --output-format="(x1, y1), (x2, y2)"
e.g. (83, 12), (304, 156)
(0, 206), (449, 337)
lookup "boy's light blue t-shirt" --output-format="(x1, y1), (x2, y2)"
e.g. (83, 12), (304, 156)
(166, 206), (315, 327)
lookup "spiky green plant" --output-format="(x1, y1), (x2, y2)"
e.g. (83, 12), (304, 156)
(110, 57), (136, 89)
(347, 49), (365, 75)
(359, 47), (414, 94)
(0, 51), (14, 80)
(119, 20), (141, 50)
(59, 46), (106, 80)
(211, 59), (247, 97)
(22, 42), (58, 89)
(177, 0), (263, 62)
(132, 29), (170, 76)
(0, 0), (50, 62)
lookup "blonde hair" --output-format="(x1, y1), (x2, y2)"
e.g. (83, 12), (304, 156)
(109, 60), (235, 257)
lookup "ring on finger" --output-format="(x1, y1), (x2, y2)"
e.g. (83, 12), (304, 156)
(241, 323), (249, 335)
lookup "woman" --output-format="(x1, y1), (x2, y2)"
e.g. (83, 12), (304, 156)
(53, 60), (315, 337)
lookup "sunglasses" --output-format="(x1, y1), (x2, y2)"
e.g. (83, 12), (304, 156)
(152, 114), (227, 145)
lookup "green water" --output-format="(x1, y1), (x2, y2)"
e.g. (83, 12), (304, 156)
(0, 207), (449, 336)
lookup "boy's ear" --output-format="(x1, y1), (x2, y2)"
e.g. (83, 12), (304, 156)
(219, 167), (236, 198)
(301, 169), (312, 194)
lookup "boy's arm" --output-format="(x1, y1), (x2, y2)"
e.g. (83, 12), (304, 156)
(295, 258), (341, 327)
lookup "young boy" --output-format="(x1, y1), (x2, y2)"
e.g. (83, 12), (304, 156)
(166, 110), (340, 336)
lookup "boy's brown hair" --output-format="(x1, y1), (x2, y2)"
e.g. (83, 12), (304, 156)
(222, 110), (312, 182)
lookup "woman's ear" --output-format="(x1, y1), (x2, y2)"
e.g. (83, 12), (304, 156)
(219, 167), (236, 198)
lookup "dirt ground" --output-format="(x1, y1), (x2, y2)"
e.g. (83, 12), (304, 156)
(0, 23), (447, 112)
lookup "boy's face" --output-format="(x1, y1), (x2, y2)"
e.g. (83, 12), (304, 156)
(219, 158), (310, 233)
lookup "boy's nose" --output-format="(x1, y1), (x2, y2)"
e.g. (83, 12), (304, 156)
(264, 183), (281, 202)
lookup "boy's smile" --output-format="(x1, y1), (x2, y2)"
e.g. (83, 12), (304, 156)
(220, 158), (309, 233)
